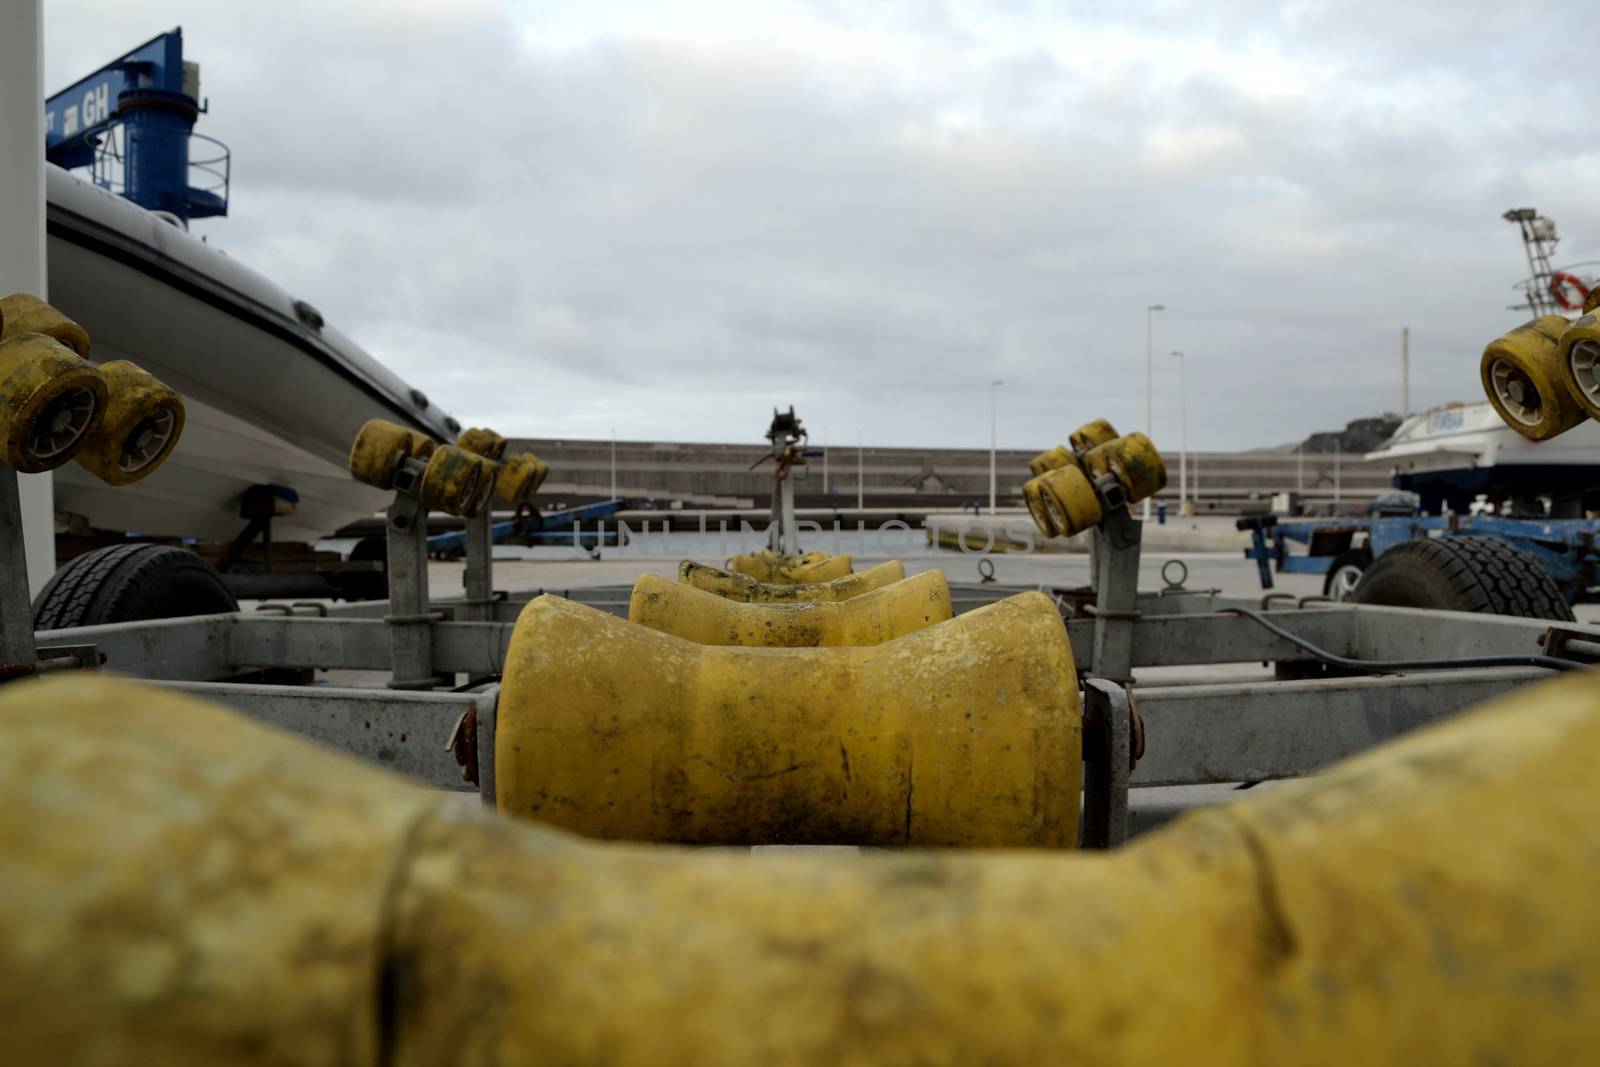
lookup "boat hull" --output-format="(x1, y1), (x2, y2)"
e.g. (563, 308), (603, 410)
(42, 165), (457, 542)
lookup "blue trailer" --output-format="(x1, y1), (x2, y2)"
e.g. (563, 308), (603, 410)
(1240, 514), (1600, 604)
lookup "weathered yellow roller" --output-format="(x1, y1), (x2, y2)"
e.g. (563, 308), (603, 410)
(678, 559), (906, 603)
(1068, 417), (1117, 452)
(629, 569), (951, 646)
(457, 426), (508, 460)
(71, 360), (185, 486)
(419, 444), (497, 518)
(1022, 477), (1057, 537)
(0, 332), (107, 473)
(1082, 432), (1168, 503)
(1032, 464), (1101, 536)
(1027, 444), (1078, 478)
(1480, 315), (1586, 440)
(0, 292), (90, 357)
(727, 548), (853, 583)
(494, 451), (550, 504)
(498, 591), (1080, 846)
(347, 418), (431, 490)
(406, 430), (436, 463)
(725, 547), (830, 581)
(6, 667), (1600, 1064)
(1556, 312), (1600, 422)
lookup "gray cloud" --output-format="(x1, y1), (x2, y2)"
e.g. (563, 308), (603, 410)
(42, 0), (1599, 451)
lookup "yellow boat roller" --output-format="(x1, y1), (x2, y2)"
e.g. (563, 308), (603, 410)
(498, 591), (1079, 846)
(629, 569), (951, 646)
(678, 559), (904, 602)
(1, 671), (1597, 1064)
(726, 548), (853, 584)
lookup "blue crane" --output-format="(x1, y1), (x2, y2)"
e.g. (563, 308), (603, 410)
(45, 28), (227, 224)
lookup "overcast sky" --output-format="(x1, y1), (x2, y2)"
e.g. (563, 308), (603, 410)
(43, 0), (1599, 451)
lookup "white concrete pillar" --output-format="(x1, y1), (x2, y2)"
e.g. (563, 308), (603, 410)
(0, 0), (56, 596)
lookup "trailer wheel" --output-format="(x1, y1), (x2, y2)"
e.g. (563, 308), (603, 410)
(1322, 548), (1373, 601)
(1352, 535), (1574, 621)
(32, 543), (238, 630)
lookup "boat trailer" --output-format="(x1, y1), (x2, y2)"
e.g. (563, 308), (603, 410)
(6, 382), (1593, 846)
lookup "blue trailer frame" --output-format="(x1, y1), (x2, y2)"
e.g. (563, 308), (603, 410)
(1241, 514), (1600, 604)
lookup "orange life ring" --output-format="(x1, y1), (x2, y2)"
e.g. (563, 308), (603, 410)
(1548, 271), (1590, 311)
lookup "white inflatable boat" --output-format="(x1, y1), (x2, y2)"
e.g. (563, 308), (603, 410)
(43, 164), (459, 543)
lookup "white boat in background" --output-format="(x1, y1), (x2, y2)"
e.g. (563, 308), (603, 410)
(1366, 402), (1600, 515)
(43, 163), (459, 544)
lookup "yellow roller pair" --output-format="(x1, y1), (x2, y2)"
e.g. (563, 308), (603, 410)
(1480, 313), (1600, 440)
(6, 668), (1600, 1063)
(630, 568), (951, 646)
(1023, 427), (1167, 538)
(455, 426), (550, 507)
(726, 547), (853, 583)
(0, 293), (184, 482)
(347, 419), (549, 517)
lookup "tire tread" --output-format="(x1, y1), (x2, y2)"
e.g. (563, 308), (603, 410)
(1353, 535), (1574, 621)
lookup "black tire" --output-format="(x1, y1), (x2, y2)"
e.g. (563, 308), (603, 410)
(33, 544), (239, 630)
(336, 536), (389, 601)
(1321, 547), (1373, 601)
(1352, 535), (1574, 621)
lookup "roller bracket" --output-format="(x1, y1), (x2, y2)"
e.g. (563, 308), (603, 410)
(1080, 678), (1133, 849)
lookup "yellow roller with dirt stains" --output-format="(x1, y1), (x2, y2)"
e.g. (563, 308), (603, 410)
(348, 418), (432, 490)
(629, 569), (951, 646)
(1556, 312), (1600, 423)
(724, 547), (830, 580)
(0, 332), (107, 473)
(6, 668), (1600, 1065)
(678, 559), (905, 603)
(0, 292), (90, 357)
(1082, 432), (1168, 503)
(727, 547), (853, 583)
(1023, 477), (1058, 537)
(456, 426), (508, 460)
(72, 360), (185, 486)
(1480, 315), (1585, 441)
(406, 430), (436, 463)
(1027, 444), (1078, 478)
(494, 451), (550, 504)
(1031, 463), (1101, 536)
(497, 591), (1080, 847)
(1069, 417), (1117, 452)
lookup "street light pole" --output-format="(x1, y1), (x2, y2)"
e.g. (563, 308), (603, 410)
(1144, 304), (1165, 521)
(609, 428), (617, 500)
(1170, 350), (1187, 513)
(988, 379), (1003, 515)
(857, 430), (864, 511)
(822, 424), (829, 495)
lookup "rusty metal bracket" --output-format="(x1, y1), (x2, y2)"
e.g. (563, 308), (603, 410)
(1540, 626), (1600, 664)
(0, 643), (102, 684)
(445, 707), (478, 787)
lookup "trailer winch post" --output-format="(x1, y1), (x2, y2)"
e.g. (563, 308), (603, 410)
(1087, 480), (1142, 683)
(385, 458), (440, 689)
(459, 508), (495, 623)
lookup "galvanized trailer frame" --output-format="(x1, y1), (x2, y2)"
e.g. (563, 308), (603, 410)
(11, 463), (1598, 850)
